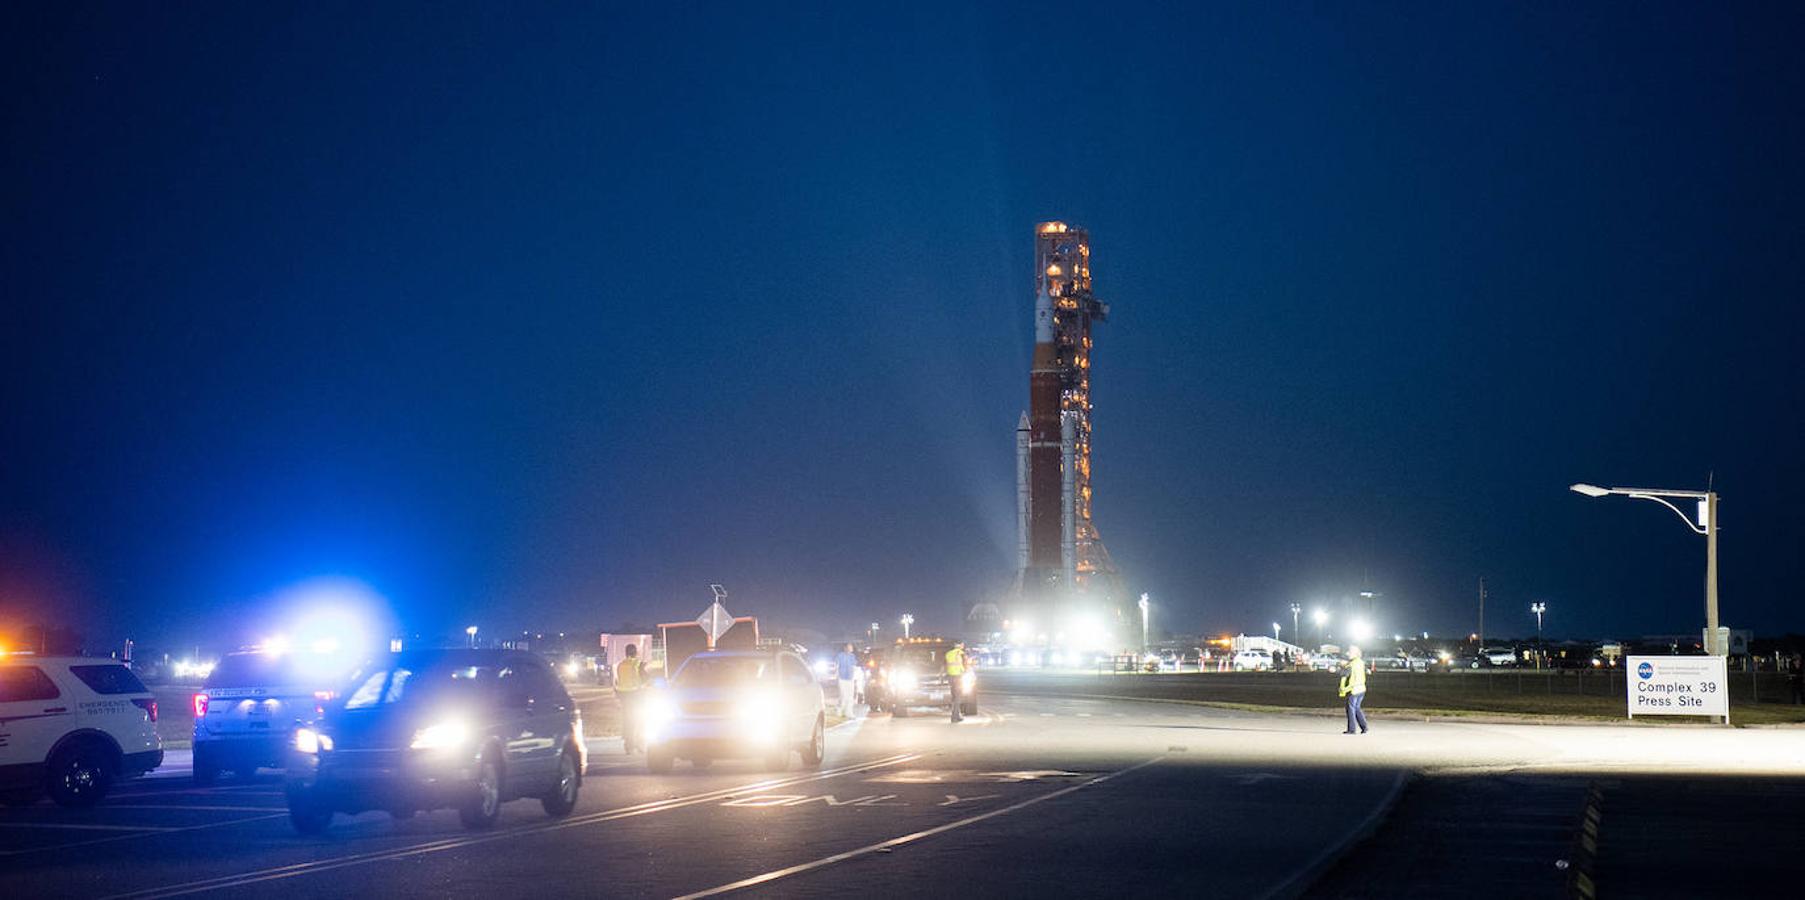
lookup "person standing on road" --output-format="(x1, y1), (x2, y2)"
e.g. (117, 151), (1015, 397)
(615, 644), (647, 754)
(1340, 646), (1369, 734)
(1788, 653), (1804, 705)
(946, 639), (968, 724)
(835, 643), (859, 717)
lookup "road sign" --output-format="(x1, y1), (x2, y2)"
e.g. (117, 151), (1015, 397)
(1626, 655), (1727, 719)
(697, 601), (735, 647)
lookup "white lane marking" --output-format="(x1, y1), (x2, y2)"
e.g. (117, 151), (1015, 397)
(673, 756), (1165, 899)
(0, 821), (182, 832)
(106, 753), (924, 900)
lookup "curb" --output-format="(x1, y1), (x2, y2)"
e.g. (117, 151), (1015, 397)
(1262, 768), (1412, 900)
(996, 690), (1800, 728)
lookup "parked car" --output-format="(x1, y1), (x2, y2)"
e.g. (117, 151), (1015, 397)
(1231, 650), (1272, 671)
(1481, 647), (1518, 667)
(641, 649), (825, 773)
(0, 656), (162, 807)
(282, 648), (587, 834)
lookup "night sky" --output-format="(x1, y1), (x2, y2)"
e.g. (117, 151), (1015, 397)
(4, 3), (1802, 650)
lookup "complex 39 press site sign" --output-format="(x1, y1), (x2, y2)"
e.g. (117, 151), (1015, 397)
(1626, 655), (1728, 718)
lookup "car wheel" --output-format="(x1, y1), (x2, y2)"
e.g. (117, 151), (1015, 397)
(0, 787), (42, 807)
(959, 699), (978, 717)
(47, 742), (112, 807)
(646, 746), (674, 774)
(287, 788), (333, 834)
(800, 716), (824, 769)
(192, 750), (220, 787)
(541, 751), (581, 818)
(458, 757), (503, 830)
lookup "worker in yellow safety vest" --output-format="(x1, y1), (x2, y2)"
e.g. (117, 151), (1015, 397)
(1338, 646), (1369, 735)
(945, 640), (967, 724)
(615, 644), (647, 753)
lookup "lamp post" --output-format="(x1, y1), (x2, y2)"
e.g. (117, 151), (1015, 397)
(465, 625), (478, 649)
(1530, 602), (1546, 670)
(1290, 604), (1301, 646)
(1312, 608), (1328, 647)
(900, 614), (914, 640)
(869, 622), (880, 645)
(1571, 482), (1721, 656)
(1138, 594), (1150, 655)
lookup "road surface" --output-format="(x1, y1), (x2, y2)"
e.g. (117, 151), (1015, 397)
(5, 675), (1801, 898)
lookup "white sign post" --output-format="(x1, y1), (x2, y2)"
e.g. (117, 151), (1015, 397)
(1627, 655), (1728, 723)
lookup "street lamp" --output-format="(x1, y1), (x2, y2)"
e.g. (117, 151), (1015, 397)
(1312, 608), (1328, 646)
(1290, 603), (1301, 645)
(465, 625), (478, 649)
(1571, 482), (1721, 656)
(1273, 622), (1282, 641)
(1530, 602), (1546, 669)
(899, 614), (914, 640)
(1138, 593), (1150, 654)
(869, 622), (880, 645)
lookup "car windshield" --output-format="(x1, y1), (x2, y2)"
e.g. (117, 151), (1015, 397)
(889, 645), (949, 669)
(673, 656), (771, 687)
(340, 661), (498, 710)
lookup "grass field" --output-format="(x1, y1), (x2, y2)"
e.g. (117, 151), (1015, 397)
(994, 669), (1805, 726)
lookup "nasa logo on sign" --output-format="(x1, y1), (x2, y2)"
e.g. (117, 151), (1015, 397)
(1637, 661), (1654, 679)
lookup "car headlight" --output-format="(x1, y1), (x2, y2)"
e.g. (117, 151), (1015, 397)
(294, 727), (332, 754)
(814, 659), (834, 678)
(410, 720), (470, 750)
(892, 669), (918, 692)
(642, 696), (679, 731)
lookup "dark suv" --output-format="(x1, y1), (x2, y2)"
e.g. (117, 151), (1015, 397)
(283, 649), (587, 834)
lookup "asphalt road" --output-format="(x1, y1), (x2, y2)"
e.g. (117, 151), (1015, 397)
(5, 676), (1801, 898)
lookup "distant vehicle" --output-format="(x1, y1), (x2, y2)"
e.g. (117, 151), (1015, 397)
(1231, 650), (1272, 672)
(192, 648), (353, 785)
(1481, 647), (1518, 667)
(1309, 654), (1346, 672)
(867, 639), (978, 717)
(641, 649), (825, 773)
(282, 648), (587, 834)
(0, 656), (163, 807)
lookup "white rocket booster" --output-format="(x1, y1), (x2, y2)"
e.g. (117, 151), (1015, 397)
(1016, 411), (1031, 572)
(1060, 410), (1077, 586)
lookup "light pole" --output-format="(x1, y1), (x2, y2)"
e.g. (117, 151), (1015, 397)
(869, 622), (880, 645)
(1138, 593), (1150, 654)
(1290, 603), (1301, 645)
(1571, 482), (1721, 656)
(1311, 608), (1328, 647)
(1530, 602), (1546, 669)
(465, 625), (478, 649)
(1273, 622), (1282, 641)
(900, 614), (914, 640)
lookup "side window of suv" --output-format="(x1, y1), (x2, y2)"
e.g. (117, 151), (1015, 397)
(69, 664), (149, 695)
(780, 655), (810, 686)
(0, 665), (61, 702)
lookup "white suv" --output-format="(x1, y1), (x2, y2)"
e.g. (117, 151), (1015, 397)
(1231, 650), (1273, 671)
(0, 655), (163, 806)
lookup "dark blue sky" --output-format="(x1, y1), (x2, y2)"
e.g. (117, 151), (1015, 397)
(4, 2), (1802, 648)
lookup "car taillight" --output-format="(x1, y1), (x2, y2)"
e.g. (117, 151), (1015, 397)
(133, 698), (159, 722)
(192, 693), (209, 718)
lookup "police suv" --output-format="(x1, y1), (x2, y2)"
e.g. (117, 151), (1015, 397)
(0, 655), (163, 806)
(192, 649), (350, 784)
